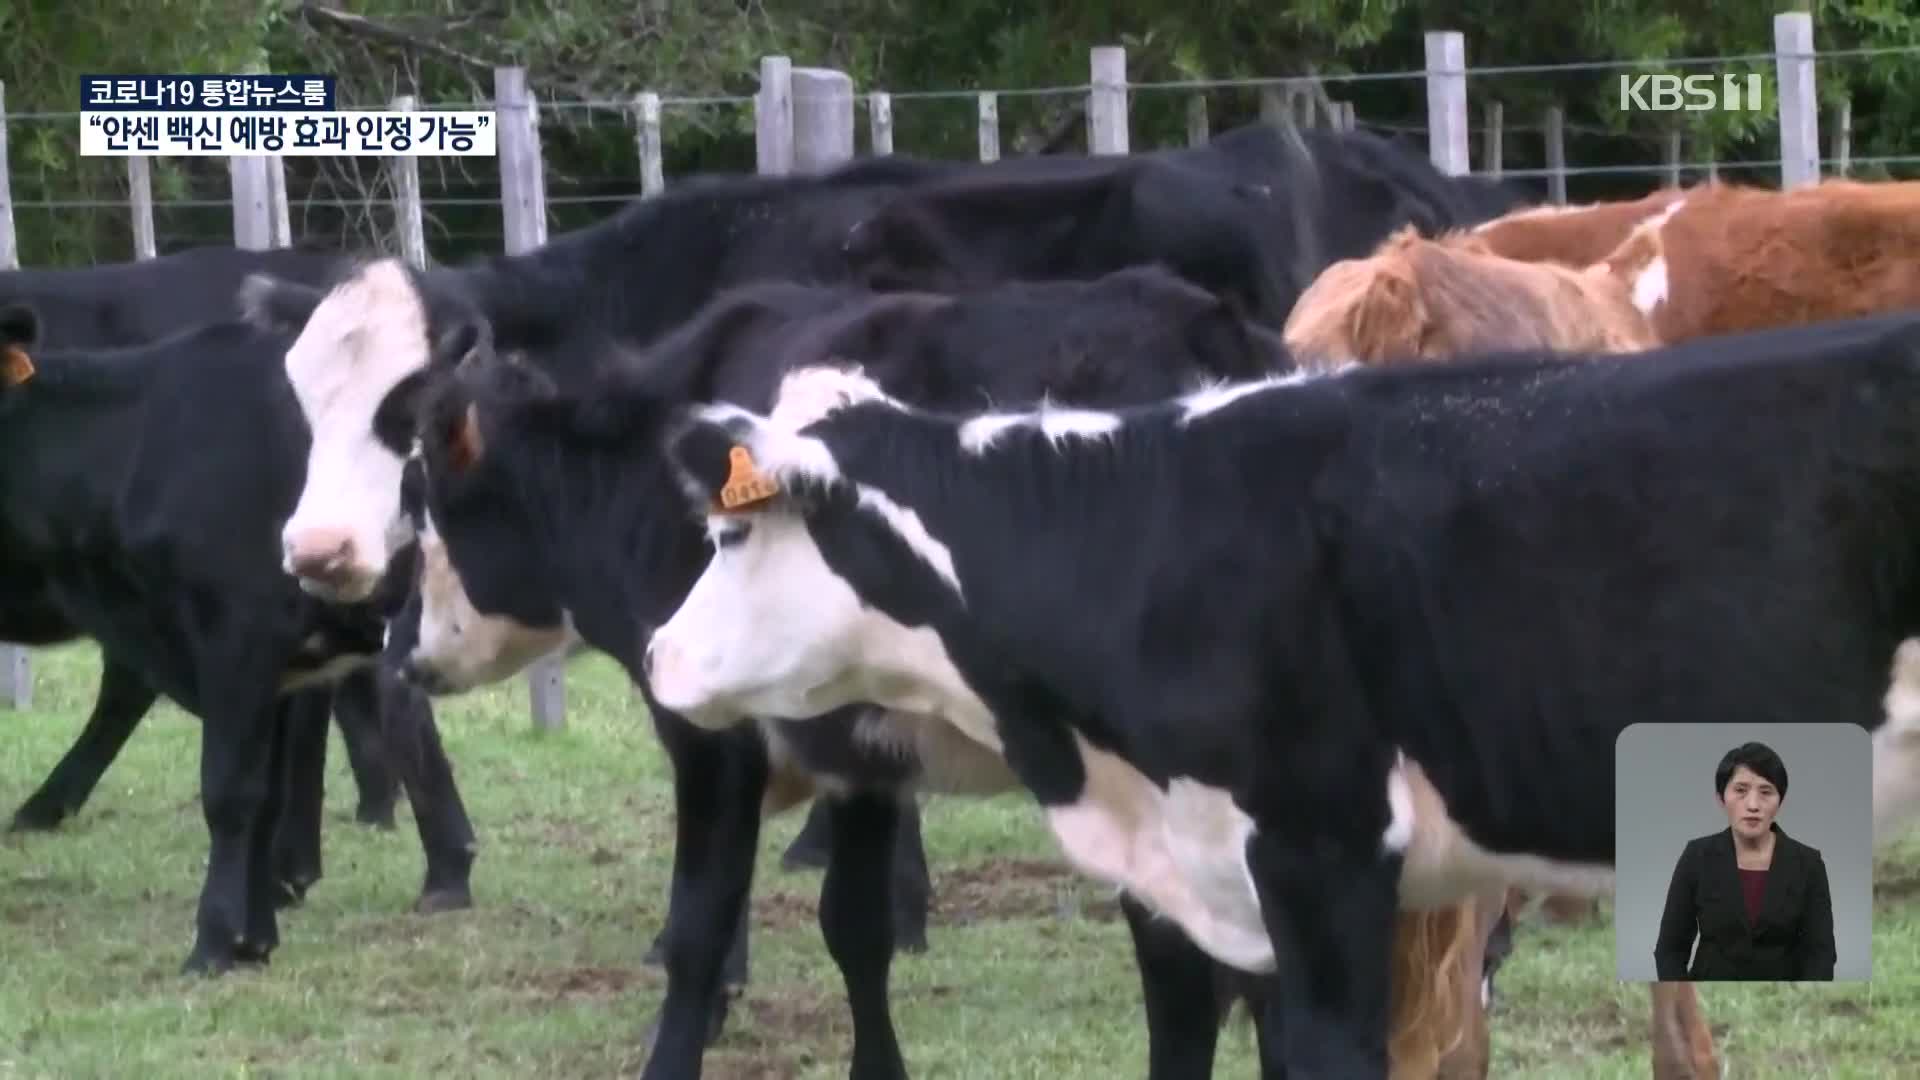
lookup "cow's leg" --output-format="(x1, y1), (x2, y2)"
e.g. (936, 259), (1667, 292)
(241, 693), (314, 964)
(781, 798), (835, 870)
(819, 790), (909, 1080)
(9, 655), (159, 831)
(645, 792), (929, 967)
(331, 669), (399, 829)
(638, 715), (767, 1079)
(183, 694), (280, 976)
(1650, 983), (1720, 1080)
(889, 795), (931, 954)
(1246, 835), (1399, 1080)
(1120, 891), (1225, 1079)
(369, 669), (477, 913)
(269, 695), (331, 908)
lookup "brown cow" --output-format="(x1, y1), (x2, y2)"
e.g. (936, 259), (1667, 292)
(1469, 187), (1690, 266)
(1282, 225), (1660, 368)
(1600, 177), (1920, 343)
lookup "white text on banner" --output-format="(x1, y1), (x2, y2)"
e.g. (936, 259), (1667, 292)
(80, 111), (497, 157)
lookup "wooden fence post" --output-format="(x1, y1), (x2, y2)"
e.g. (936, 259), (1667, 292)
(1482, 101), (1503, 177)
(494, 65), (565, 731)
(1832, 99), (1851, 177)
(1258, 87), (1286, 126)
(1773, 11), (1819, 189)
(229, 153), (273, 249)
(1543, 105), (1567, 204)
(756, 56), (794, 175)
(1186, 95), (1209, 147)
(977, 92), (1000, 162)
(634, 92), (664, 197)
(1423, 30), (1470, 176)
(0, 81), (26, 710)
(1087, 46), (1128, 155)
(869, 92), (893, 155)
(390, 95), (426, 268)
(792, 67), (853, 173)
(267, 157), (291, 247)
(128, 156), (157, 259)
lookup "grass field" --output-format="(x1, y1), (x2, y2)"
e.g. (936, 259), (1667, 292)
(3, 642), (1918, 1078)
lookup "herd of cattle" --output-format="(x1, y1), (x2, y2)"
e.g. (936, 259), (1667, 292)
(6, 117), (1918, 1078)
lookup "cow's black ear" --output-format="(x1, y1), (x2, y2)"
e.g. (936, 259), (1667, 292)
(431, 319), (491, 370)
(237, 273), (323, 334)
(665, 413), (773, 512)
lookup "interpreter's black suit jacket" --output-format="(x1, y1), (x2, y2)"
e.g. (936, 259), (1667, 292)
(1653, 824), (1836, 981)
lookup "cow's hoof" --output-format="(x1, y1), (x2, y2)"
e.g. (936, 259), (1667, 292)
(413, 886), (473, 915)
(355, 801), (399, 830)
(181, 942), (237, 977)
(7, 800), (68, 832)
(271, 875), (317, 910)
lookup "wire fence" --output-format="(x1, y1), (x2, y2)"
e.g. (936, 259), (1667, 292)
(3, 12), (1916, 270)
(1, 10), (1915, 719)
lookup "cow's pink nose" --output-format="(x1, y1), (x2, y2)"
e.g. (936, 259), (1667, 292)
(285, 529), (357, 584)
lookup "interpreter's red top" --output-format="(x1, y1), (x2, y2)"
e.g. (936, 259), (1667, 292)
(1738, 868), (1768, 924)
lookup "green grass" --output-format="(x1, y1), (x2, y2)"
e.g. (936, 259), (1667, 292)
(2, 642), (1917, 1078)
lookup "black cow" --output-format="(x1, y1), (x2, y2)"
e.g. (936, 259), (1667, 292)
(1, 245), (398, 846)
(839, 123), (1535, 325)
(389, 265), (1297, 1079)
(0, 304), (476, 974)
(641, 312), (1920, 1077)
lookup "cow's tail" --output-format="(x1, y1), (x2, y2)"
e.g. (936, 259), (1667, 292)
(1387, 902), (1479, 1079)
(1207, 898), (1481, 1077)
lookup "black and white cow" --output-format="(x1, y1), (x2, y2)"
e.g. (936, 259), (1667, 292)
(232, 135), (1526, 1075)
(396, 267), (1531, 1077)
(641, 312), (1920, 1076)
(388, 264), (1300, 1079)
(1, 245), (400, 845)
(0, 304), (476, 974)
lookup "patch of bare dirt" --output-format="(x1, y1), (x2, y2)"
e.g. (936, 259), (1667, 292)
(1872, 860), (1920, 905)
(695, 984), (846, 1079)
(934, 857), (1122, 925)
(509, 964), (644, 1001)
(753, 857), (1122, 932)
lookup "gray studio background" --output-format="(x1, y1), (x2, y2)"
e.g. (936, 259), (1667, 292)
(1613, 722), (1874, 982)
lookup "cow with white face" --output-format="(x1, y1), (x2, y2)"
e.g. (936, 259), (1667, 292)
(649, 311), (1920, 1075)
(241, 260), (488, 604)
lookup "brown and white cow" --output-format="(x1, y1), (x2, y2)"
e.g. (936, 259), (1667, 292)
(1601, 177), (1920, 343)
(1468, 186), (1691, 267)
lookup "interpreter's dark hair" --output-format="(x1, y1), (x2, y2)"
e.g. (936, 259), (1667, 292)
(1715, 741), (1788, 801)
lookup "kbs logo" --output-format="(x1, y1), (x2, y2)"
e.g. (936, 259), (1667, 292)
(1618, 73), (1764, 112)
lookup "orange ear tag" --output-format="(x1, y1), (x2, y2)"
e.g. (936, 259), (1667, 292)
(1, 345), (35, 387)
(714, 445), (781, 512)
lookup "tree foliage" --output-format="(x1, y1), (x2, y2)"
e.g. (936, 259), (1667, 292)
(3, 1), (1917, 267)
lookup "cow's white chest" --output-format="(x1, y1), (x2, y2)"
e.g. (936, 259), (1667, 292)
(1044, 736), (1275, 973)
